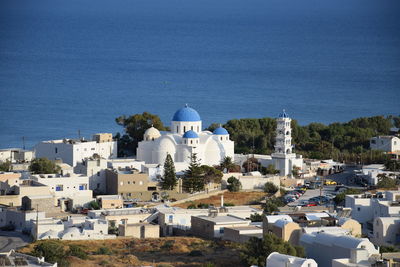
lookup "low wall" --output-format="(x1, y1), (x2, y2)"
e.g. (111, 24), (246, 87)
(170, 189), (227, 206)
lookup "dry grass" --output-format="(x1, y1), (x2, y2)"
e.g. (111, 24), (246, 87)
(173, 191), (265, 209)
(19, 237), (245, 267)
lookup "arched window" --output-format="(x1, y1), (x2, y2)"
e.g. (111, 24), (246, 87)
(286, 131), (290, 135)
(184, 126), (186, 132)
(176, 126), (179, 132)
(286, 149), (291, 154)
(190, 140), (193, 144)
(191, 126), (193, 130)
(221, 137), (223, 141)
(197, 126), (199, 132)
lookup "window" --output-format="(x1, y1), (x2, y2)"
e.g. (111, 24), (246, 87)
(97, 172), (100, 176)
(184, 126), (186, 132)
(219, 227), (224, 234)
(128, 181), (130, 184)
(97, 183), (100, 189)
(79, 184), (86, 190)
(168, 215), (173, 223)
(176, 126), (179, 132)
(197, 126), (199, 132)
(191, 140), (193, 144)
(191, 126), (193, 130)
(91, 148), (95, 150)
(55, 148), (58, 153)
(128, 193), (131, 197)
(55, 185), (63, 191)
(357, 207), (361, 211)
(84, 148), (87, 151)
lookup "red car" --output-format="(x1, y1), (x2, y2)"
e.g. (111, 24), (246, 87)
(302, 202), (318, 207)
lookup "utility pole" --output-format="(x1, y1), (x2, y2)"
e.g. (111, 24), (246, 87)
(78, 130), (81, 140)
(35, 204), (39, 241)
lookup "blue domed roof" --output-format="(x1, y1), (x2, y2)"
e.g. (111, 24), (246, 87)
(279, 109), (289, 118)
(213, 127), (229, 135)
(172, 104), (201, 122)
(183, 130), (199, 138)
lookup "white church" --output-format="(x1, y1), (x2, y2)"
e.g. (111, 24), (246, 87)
(136, 105), (234, 171)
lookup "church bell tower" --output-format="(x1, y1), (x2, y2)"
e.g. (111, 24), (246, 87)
(274, 109), (293, 155)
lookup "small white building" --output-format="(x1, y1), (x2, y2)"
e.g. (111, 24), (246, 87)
(0, 250), (56, 267)
(0, 148), (34, 163)
(266, 252), (318, 267)
(0, 207), (46, 231)
(372, 217), (400, 246)
(300, 232), (379, 267)
(370, 136), (400, 153)
(30, 173), (93, 209)
(33, 216), (114, 240)
(34, 133), (117, 167)
(74, 157), (108, 194)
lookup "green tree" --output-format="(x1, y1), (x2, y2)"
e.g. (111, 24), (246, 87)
(183, 154), (205, 193)
(32, 241), (69, 266)
(0, 160), (11, 172)
(201, 165), (223, 184)
(377, 174), (397, 189)
(220, 156), (235, 173)
(385, 160), (400, 172)
(262, 164), (280, 175)
(380, 246), (400, 253)
(264, 182), (279, 194)
(29, 158), (61, 174)
(160, 153), (177, 190)
(89, 200), (100, 210)
(263, 197), (284, 214)
(249, 213), (263, 222)
(240, 234), (303, 266)
(226, 176), (241, 192)
(115, 112), (168, 155)
(334, 188), (362, 205)
(292, 165), (300, 177)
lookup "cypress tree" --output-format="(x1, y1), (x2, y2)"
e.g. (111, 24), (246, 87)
(183, 153), (205, 193)
(161, 153), (177, 190)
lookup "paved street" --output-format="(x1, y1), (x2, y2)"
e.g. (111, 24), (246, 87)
(0, 231), (31, 252)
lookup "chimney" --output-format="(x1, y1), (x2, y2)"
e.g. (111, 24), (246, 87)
(221, 195), (224, 207)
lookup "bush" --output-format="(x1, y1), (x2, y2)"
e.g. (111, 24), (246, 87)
(188, 250), (204, 257)
(68, 244), (88, 259)
(32, 241), (69, 267)
(224, 202), (235, 207)
(227, 176), (241, 192)
(197, 203), (209, 209)
(187, 203), (197, 209)
(334, 188), (362, 205)
(249, 213), (263, 222)
(264, 197), (285, 214)
(89, 200), (100, 210)
(380, 246), (400, 253)
(202, 263), (216, 267)
(240, 234), (304, 267)
(157, 264), (174, 267)
(161, 240), (175, 250)
(96, 246), (112, 255)
(264, 182), (278, 194)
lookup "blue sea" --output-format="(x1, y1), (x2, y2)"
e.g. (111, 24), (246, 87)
(1, 0), (399, 149)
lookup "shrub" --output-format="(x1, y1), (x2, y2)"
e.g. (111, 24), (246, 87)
(68, 244), (88, 259)
(187, 203), (197, 209)
(197, 203), (209, 209)
(161, 240), (175, 250)
(227, 176), (241, 192)
(32, 241), (69, 267)
(224, 202), (235, 207)
(249, 213), (263, 222)
(264, 182), (278, 194)
(96, 246), (112, 255)
(188, 250), (204, 257)
(89, 200), (100, 210)
(202, 263), (216, 267)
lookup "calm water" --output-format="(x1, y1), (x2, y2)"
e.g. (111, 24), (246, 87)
(1, 0), (399, 149)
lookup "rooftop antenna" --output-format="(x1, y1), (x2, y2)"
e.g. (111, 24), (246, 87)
(22, 136), (25, 150)
(78, 130), (81, 140)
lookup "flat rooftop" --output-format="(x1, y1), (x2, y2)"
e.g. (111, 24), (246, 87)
(196, 215), (250, 225)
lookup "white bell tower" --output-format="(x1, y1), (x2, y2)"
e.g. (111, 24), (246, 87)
(274, 109), (293, 155)
(272, 110), (298, 176)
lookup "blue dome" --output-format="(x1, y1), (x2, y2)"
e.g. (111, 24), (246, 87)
(172, 105), (201, 122)
(183, 130), (199, 138)
(279, 109), (289, 118)
(213, 127), (229, 135)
